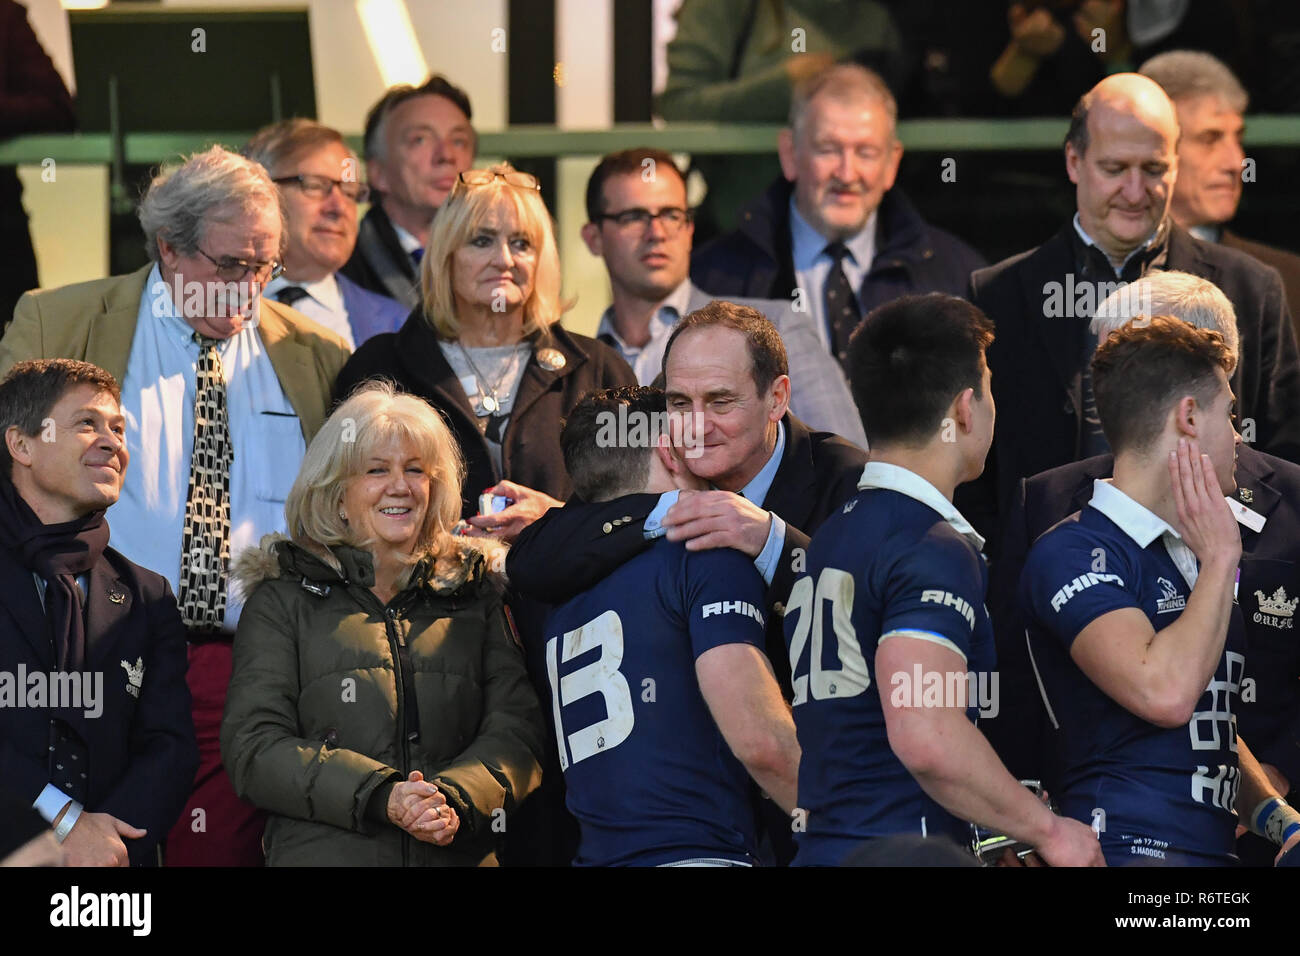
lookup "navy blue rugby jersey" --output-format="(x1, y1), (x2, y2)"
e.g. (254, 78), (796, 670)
(541, 538), (768, 866)
(1020, 493), (1247, 866)
(787, 464), (995, 866)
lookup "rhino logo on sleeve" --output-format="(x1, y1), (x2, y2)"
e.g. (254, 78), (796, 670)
(1049, 572), (1125, 612)
(920, 590), (976, 630)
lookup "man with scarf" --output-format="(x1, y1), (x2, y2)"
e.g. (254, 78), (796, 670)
(961, 72), (1300, 555)
(0, 359), (196, 866)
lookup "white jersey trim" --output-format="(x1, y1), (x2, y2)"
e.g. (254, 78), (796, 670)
(878, 628), (968, 664)
(1025, 627), (1060, 730)
(657, 857), (754, 867)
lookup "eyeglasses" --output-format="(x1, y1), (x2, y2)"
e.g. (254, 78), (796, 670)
(274, 173), (371, 204)
(596, 207), (693, 235)
(458, 170), (541, 191)
(194, 247), (285, 284)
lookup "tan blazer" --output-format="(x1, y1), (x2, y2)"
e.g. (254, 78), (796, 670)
(0, 265), (351, 441)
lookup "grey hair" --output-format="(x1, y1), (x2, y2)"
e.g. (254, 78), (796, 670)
(1092, 270), (1240, 365)
(137, 145), (287, 262)
(243, 118), (351, 179)
(284, 379), (465, 589)
(788, 62), (897, 141)
(1139, 50), (1248, 114)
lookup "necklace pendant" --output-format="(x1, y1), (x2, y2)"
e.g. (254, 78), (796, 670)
(481, 393), (499, 413)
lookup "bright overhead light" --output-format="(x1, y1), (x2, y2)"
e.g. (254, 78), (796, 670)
(356, 0), (429, 88)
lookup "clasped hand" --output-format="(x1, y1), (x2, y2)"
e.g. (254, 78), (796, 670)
(387, 770), (459, 846)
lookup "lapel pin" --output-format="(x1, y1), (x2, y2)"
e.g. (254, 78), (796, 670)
(1239, 488), (1254, 503)
(536, 348), (566, 371)
(107, 586), (127, 605)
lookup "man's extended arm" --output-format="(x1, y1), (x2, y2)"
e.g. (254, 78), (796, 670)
(506, 494), (659, 603)
(878, 636), (1103, 866)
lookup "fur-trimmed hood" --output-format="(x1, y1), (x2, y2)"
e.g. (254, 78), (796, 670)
(232, 532), (509, 603)
(220, 528), (544, 868)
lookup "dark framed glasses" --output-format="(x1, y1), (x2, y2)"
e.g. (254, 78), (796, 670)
(596, 207), (694, 235)
(194, 247), (284, 284)
(274, 173), (370, 204)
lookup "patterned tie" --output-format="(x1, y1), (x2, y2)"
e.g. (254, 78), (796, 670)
(275, 285), (310, 307)
(179, 335), (233, 630)
(824, 242), (861, 366)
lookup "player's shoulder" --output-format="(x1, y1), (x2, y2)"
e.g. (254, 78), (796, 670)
(854, 489), (986, 576)
(634, 537), (757, 589)
(678, 541), (768, 604)
(613, 535), (688, 582)
(904, 514), (986, 579)
(1024, 506), (1138, 584)
(550, 539), (674, 609)
(1029, 506), (1110, 554)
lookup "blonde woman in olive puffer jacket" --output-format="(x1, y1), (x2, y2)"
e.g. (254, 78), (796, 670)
(220, 381), (544, 866)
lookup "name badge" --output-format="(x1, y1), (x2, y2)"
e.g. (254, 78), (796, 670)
(1226, 496), (1266, 533)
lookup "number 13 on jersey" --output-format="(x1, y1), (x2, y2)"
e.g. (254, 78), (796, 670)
(546, 610), (636, 770)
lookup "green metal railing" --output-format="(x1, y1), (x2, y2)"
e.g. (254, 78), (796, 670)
(2, 116), (1297, 167)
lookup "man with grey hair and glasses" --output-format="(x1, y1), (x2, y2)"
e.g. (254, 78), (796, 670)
(1140, 50), (1300, 341)
(0, 144), (351, 866)
(984, 270), (1300, 865)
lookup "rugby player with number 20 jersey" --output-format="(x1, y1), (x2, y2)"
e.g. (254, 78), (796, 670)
(788, 294), (1103, 867)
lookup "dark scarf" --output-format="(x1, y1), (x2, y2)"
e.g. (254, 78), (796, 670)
(0, 472), (109, 672)
(1069, 216), (1171, 285)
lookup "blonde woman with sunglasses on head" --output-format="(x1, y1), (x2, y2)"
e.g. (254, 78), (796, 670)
(334, 163), (636, 541)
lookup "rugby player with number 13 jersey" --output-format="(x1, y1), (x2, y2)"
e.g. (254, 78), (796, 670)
(538, 387), (801, 866)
